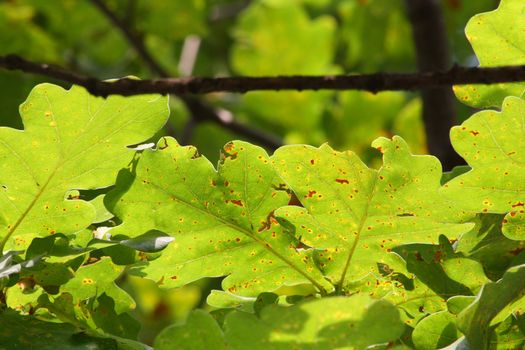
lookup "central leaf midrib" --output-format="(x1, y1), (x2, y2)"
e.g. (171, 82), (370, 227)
(146, 179), (328, 294)
(0, 166), (58, 251)
(337, 174), (379, 293)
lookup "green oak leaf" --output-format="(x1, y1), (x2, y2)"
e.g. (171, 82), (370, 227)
(224, 295), (404, 350)
(454, 0), (525, 108)
(271, 136), (472, 290)
(60, 257), (134, 314)
(442, 97), (525, 240)
(0, 83), (168, 251)
(157, 296), (404, 350)
(412, 311), (461, 350)
(106, 138), (333, 296)
(457, 264), (525, 349)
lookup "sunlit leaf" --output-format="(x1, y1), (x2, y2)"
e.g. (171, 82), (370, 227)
(0, 84), (168, 251)
(106, 138), (333, 296)
(442, 97), (525, 240)
(272, 136), (472, 290)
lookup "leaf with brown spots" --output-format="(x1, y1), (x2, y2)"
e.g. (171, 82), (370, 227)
(455, 0), (525, 108)
(272, 136), (471, 292)
(0, 83), (168, 251)
(106, 138), (333, 296)
(442, 97), (525, 240)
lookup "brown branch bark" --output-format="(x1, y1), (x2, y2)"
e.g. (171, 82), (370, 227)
(405, 0), (463, 170)
(3, 54), (525, 95)
(89, 0), (282, 150)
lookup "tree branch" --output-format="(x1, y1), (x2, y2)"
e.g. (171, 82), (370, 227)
(3, 54), (525, 96)
(88, 0), (282, 150)
(405, 0), (463, 170)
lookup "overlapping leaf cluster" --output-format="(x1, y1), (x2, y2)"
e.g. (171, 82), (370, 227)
(3, 0), (525, 349)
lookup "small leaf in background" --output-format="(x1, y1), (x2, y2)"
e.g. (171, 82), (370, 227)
(230, 1), (337, 140)
(337, 0), (415, 72)
(0, 83), (168, 251)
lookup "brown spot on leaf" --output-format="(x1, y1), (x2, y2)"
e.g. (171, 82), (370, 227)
(335, 179), (349, 184)
(512, 202), (524, 208)
(227, 199), (243, 207)
(306, 190), (317, 198)
(470, 130), (479, 136)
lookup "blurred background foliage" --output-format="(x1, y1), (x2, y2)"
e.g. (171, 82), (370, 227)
(0, 0), (500, 343)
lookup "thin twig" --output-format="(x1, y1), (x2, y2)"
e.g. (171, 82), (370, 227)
(3, 54), (525, 95)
